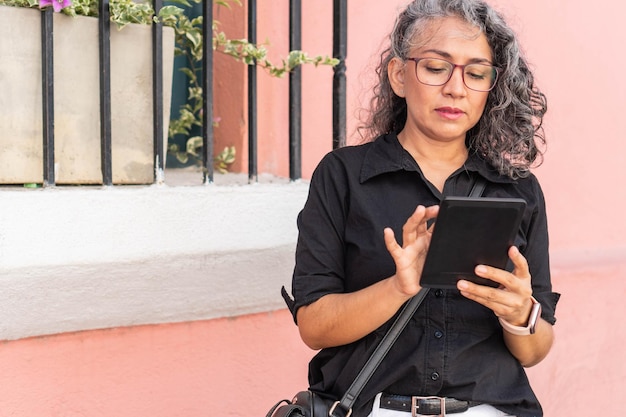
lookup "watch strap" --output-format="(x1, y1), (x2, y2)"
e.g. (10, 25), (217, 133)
(498, 296), (542, 336)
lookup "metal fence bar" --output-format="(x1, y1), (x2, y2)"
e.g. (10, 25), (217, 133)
(152, 0), (165, 184)
(248, 0), (258, 183)
(99, 0), (113, 185)
(202, 0), (215, 184)
(41, 8), (55, 187)
(333, 0), (347, 149)
(289, 0), (302, 181)
(32, 2), (343, 187)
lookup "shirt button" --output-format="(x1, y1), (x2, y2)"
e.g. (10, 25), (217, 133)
(431, 372), (440, 381)
(434, 330), (443, 339)
(435, 289), (444, 297)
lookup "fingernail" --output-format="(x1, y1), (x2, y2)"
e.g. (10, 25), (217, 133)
(476, 265), (487, 274)
(457, 280), (468, 290)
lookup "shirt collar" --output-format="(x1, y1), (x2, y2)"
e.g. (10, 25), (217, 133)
(359, 133), (516, 184)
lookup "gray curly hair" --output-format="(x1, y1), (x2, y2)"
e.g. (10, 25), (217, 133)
(361, 0), (547, 179)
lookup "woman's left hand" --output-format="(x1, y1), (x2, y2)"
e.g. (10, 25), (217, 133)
(457, 246), (554, 367)
(457, 246), (534, 326)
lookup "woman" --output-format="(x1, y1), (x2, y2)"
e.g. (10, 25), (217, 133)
(288, 1), (560, 416)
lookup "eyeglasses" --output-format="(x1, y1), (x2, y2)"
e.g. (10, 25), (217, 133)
(406, 57), (500, 92)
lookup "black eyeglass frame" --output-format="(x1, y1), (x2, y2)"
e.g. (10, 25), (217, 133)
(405, 57), (501, 92)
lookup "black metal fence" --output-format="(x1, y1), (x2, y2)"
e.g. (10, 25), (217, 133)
(37, 0), (347, 187)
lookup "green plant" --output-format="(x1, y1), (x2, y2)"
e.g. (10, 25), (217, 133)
(171, 135), (236, 174)
(161, 0), (338, 168)
(0, 0), (338, 172)
(2, 0), (155, 26)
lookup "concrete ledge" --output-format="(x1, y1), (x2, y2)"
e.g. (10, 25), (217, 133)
(0, 179), (308, 340)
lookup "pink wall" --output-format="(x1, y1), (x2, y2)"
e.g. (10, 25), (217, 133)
(487, 0), (626, 252)
(0, 311), (312, 416)
(212, 2), (247, 173)
(2, 1), (625, 416)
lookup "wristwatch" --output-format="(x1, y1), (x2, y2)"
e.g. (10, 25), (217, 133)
(498, 296), (542, 336)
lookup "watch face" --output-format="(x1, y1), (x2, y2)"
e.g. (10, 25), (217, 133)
(528, 300), (542, 334)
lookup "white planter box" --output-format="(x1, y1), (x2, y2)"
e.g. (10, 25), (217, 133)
(0, 5), (175, 184)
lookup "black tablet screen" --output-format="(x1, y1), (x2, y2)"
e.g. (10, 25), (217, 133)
(420, 197), (526, 289)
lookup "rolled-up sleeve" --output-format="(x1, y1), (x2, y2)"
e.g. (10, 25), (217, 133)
(524, 176), (560, 324)
(291, 153), (350, 320)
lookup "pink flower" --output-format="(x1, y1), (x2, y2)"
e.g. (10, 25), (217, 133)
(39, 0), (72, 12)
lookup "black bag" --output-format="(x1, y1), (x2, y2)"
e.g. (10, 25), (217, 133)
(265, 391), (335, 417)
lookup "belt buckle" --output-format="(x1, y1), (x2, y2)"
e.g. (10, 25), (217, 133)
(411, 396), (446, 417)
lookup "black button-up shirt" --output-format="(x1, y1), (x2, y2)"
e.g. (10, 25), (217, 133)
(290, 134), (559, 417)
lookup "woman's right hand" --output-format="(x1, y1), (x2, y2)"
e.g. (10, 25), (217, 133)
(297, 204), (439, 350)
(383, 204), (440, 297)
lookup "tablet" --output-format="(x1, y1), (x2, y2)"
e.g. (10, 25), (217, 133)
(420, 197), (526, 289)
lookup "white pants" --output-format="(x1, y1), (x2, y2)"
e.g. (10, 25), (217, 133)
(367, 393), (515, 417)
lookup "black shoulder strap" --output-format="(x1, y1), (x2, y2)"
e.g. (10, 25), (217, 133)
(329, 289), (429, 417)
(469, 175), (487, 198)
(328, 174), (488, 417)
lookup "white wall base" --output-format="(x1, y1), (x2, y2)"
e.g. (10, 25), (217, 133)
(0, 180), (308, 340)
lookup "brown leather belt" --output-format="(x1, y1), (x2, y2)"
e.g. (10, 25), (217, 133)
(380, 393), (480, 416)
